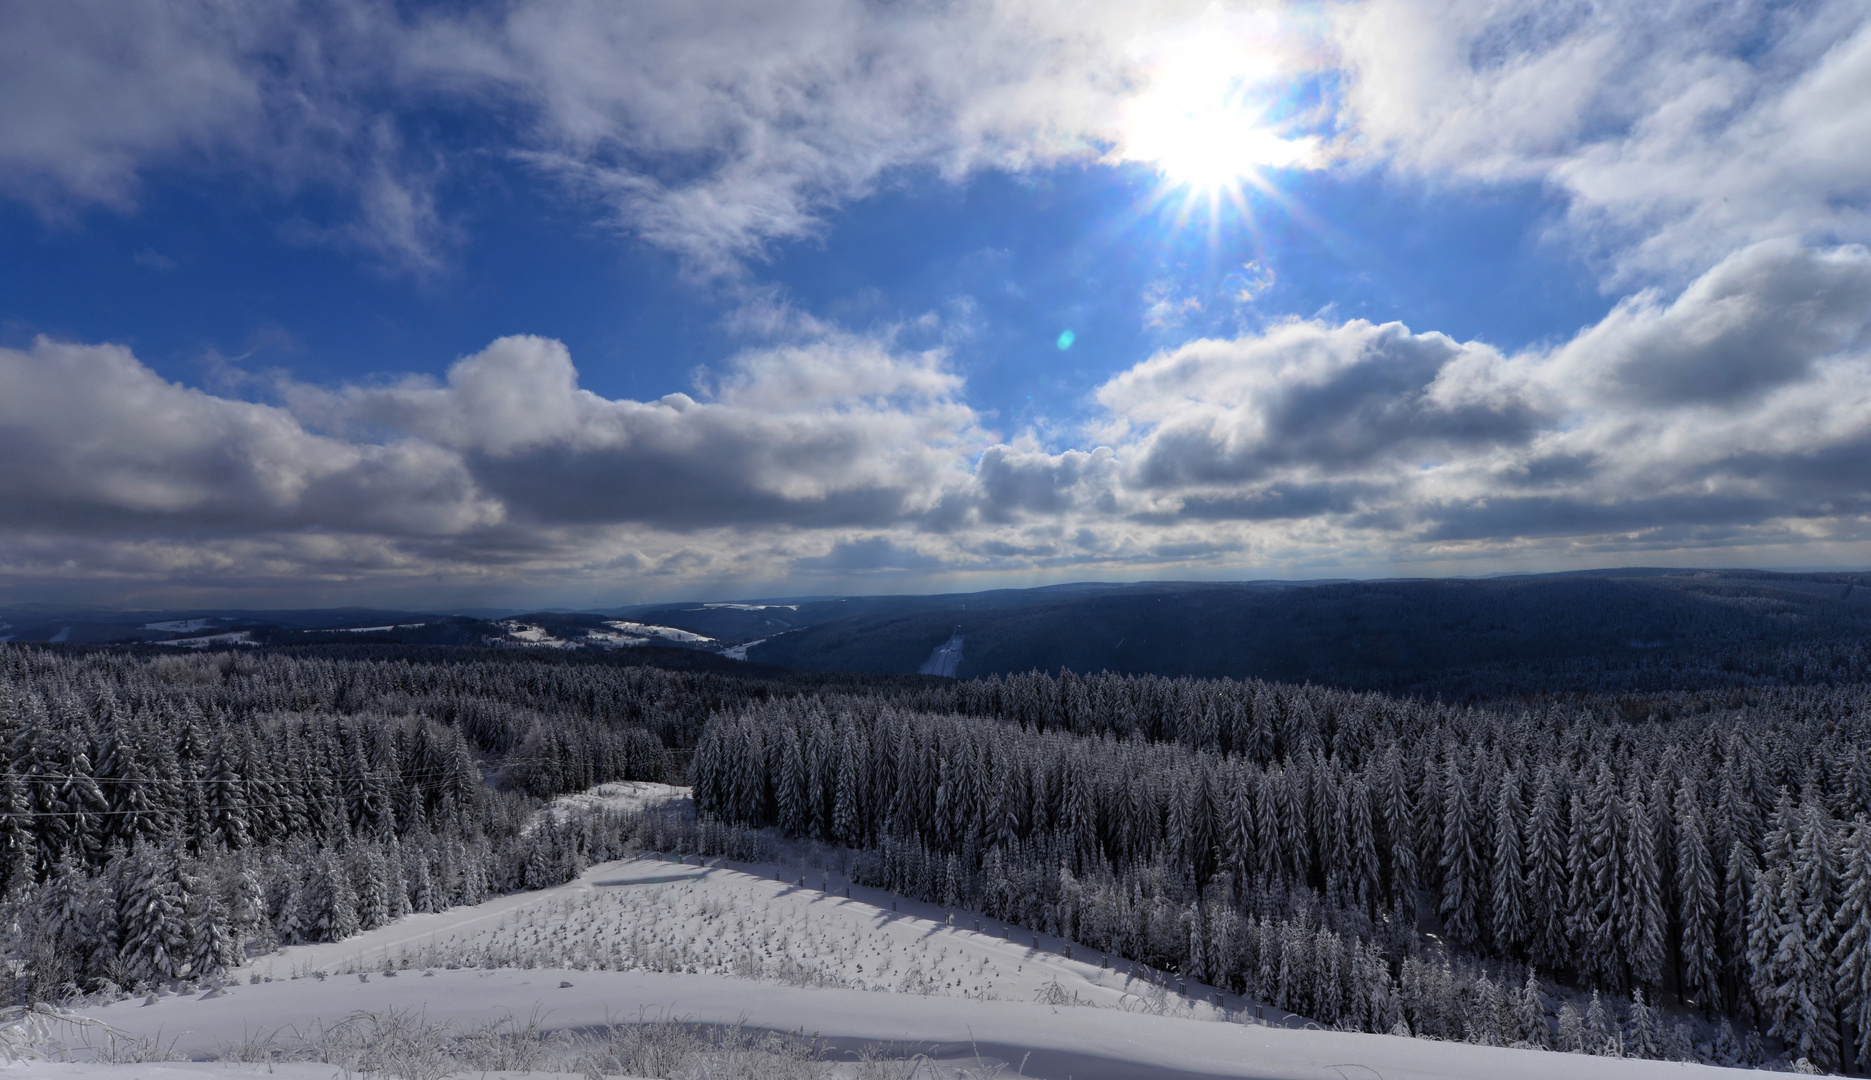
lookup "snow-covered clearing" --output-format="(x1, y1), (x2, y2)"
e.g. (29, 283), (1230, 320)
(543, 782), (689, 821)
(143, 619), (218, 632)
(721, 638), (765, 660)
(917, 631), (964, 677)
(702, 603), (797, 611)
(64, 852), (1758, 1080)
(157, 632), (256, 648)
(332, 623), (426, 633)
(498, 622), (578, 648)
(604, 621), (713, 645)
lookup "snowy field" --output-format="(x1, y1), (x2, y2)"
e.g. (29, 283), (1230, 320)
(47, 848), (1762, 1079)
(916, 631), (964, 677)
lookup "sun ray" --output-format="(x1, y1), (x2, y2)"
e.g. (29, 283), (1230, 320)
(1112, 6), (1323, 244)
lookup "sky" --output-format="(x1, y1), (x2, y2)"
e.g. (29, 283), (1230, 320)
(1, 0), (1869, 609)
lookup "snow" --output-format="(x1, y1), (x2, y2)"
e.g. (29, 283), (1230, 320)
(499, 620), (711, 650)
(19, 1065), (382, 1080)
(143, 619), (218, 632)
(63, 852), (1760, 1080)
(581, 631), (657, 648)
(155, 632), (256, 649)
(721, 638), (765, 660)
(331, 623), (426, 633)
(702, 603), (798, 611)
(604, 621), (714, 644)
(917, 630), (964, 677)
(542, 782), (689, 821)
(20, 1063), (583, 1070)
(498, 622), (578, 649)
(47, 628), (71, 644)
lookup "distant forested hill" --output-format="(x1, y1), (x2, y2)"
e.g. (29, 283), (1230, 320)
(738, 571), (1871, 697)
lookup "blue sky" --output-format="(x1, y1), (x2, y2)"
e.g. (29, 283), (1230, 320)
(1, 0), (1869, 607)
(0, 157), (1605, 420)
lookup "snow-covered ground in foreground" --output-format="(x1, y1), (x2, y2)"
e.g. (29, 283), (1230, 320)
(24, 1068), (590, 1080)
(61, 852), (1761, 1080)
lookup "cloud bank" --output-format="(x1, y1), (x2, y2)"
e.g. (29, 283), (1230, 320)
(5, 239), (1869, 600)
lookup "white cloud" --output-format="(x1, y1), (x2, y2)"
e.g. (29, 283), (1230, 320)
(953, 240), (1871, 562)
(7, 239), (1871, 598)
(1332, 0), (1871, 278)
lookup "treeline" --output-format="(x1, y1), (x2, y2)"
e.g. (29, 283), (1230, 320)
(693, 680), (1871, 1071)
(0, 646), (711, 1000)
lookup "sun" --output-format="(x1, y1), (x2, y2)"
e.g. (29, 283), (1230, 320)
(1115, 12), (1317, 200)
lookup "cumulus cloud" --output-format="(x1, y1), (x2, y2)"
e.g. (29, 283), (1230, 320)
(0, 338), (500, 536)
(1096, 320), (1537, 489)
(0, 330), (986, 592)
(952, 240), (1871, 561)
(8, 237), (1871, 597)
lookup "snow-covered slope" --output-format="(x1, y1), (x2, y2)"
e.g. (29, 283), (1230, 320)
(70, 854), (1759, 1080)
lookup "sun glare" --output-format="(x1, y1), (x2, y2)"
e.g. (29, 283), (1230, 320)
(1116, 11), (1316, 201)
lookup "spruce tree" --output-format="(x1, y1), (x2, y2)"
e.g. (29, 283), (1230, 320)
(1675, 779), (1720, 1013)
(1621, 773), (1665, 989)
(1526, 765), (1569, 969)
(1488, 775), (1528, 953)
(1438, 757), (1479, 945)
(1517, 969), (1549, 1049)
(1832, 816), (1871, 1071)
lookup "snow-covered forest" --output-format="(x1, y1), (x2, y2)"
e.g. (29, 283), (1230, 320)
(6, 645), (1871, 1071)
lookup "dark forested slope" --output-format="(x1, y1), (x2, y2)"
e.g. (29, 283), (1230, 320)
(741, 570), (1871, 696)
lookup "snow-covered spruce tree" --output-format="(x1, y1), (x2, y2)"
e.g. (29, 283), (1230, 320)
(1438, 755), (1479, 946)
(1516, 968), (1550, 1049)
(1626, 987), (1659, 1060)
(1831, 815), (1871, 1071)
(1487, 774), (1527, 953)
(1583, 989), (1616, 1057)
(1675, 778), (1721, 1014)
(115, 841), (191, 985)
(1621, 772), (1666, 990)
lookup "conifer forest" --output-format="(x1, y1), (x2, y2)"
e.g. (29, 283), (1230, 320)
(8, 641), (1871, 1071)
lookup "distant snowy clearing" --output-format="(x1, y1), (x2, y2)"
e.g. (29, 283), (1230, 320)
(331, 623), (426, 633)
(68, 855), (1757, 1080)
(155, 631), (257, 648)
(603, 621), (713, 644)
(142, 619), (220, 632)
